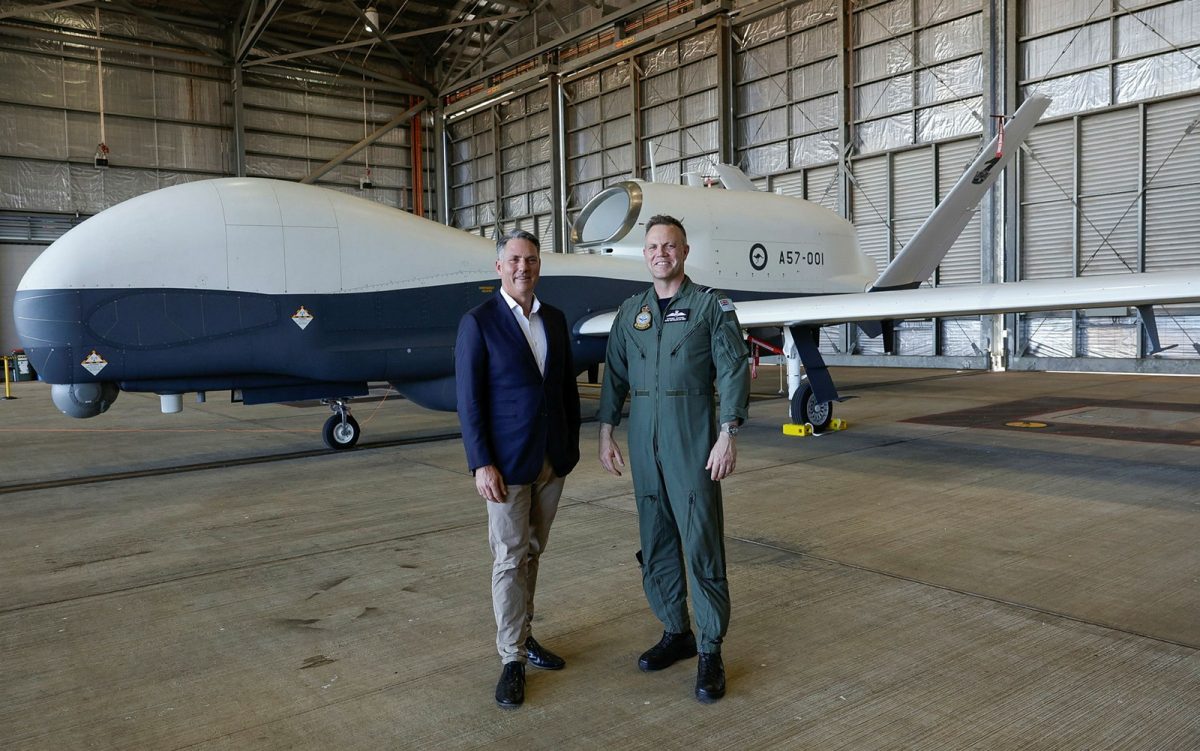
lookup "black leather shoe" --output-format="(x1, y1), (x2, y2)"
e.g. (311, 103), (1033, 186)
(525, 636), (565, 670)
(637, 630), (697, 671)
(495, 662), (525, 708)
(695, 652), (725, 703)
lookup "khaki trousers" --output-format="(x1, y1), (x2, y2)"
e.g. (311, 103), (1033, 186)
(487, 457), (564, 664)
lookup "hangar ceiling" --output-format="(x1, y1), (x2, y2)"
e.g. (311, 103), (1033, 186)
(0, 0), (641, 97)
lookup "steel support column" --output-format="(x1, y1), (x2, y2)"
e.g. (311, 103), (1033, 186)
(548, 73), (568, 252)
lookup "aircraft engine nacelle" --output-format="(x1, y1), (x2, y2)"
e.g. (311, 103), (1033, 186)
(571, 180), (876, 296)
(51, 382), (119, 418)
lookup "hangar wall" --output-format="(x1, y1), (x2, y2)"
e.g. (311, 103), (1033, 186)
(442, 0), (1200, 373)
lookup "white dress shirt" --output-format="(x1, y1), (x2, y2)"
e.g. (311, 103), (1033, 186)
(499, 287), (548, 376)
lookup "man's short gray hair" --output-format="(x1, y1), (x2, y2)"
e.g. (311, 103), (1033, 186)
(496, 229), (541, 256)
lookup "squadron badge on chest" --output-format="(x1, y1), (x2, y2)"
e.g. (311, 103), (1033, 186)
(633, 304), (653, 331)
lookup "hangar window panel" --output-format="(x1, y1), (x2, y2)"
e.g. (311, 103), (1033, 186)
(735, 5), (841, 175)
(1147, 315), (1200, 357)
(448, 108), (497, 236)
(1024, 72), (1111, 119)
(686, 91), (710, 125)
(566, 60), (637, 236)
(156, 122), (229, 173)
(0, 158), (71, 212)
(896, 320), (935, 355)
(918, 0), (978, 24)
(493, 87), (553, 241)
(1023, 0), (1104, 33)
(941, 318), (983, 355)
(1118, 0), (1200, 57)
(638, 30), (719, 184)
(738, 110), (789, 146)
(917, 97), (983, 142)
(739, 9), (789, 46)
(1115, 47), (1200, 103)
(856, 0), (914, 46)
(792, 21), (838, 65)
(1078, 315), (1139, 358)
(918, 58), (983, 105)
(1018, 314), (1074, 357)
(0, 50), (65, 107)
(0, 104), (68, 160)
(743, 142), (789, 176)
(917, 15), (982, 65)
(852, 0), (984, 155)
(791, 59), (839, 98)
(792, 0), (838, 28)
(793, 94), (840, 134)
(1019, 0), (1200, 119)
(857, 114), (913, 153)
(857, 74), (914, 119)
(791, 132), (840, 168)
(857, 38), (913, 81)
(1021, 24), (1109, 81)
(736, 77), (788, 114)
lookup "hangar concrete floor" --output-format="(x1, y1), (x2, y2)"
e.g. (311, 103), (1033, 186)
(1, 367), (1198, 750)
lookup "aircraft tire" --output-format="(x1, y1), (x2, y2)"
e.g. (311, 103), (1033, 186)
(323, 413), (361, 450)
(793, 383), (833, 432)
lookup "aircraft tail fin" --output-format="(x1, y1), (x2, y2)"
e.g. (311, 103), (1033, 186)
(869, 95), (1051, 292)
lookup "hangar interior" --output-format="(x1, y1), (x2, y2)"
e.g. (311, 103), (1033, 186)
(2, 2), (1200, 748)
(3, 0), (1200, 373)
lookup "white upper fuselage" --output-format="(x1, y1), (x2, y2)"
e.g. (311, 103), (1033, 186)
(19, 177), (876, 299)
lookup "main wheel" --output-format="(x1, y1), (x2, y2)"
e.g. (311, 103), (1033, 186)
(791, 383), (833, 432)
(323, 413), (361, 450)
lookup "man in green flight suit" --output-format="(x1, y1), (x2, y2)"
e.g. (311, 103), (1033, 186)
(597, 214), (750, 704)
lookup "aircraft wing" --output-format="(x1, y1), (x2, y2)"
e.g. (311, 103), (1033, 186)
(575, 271), (1200, 334)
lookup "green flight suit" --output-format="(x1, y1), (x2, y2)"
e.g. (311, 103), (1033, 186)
(597, 276), (750, 653)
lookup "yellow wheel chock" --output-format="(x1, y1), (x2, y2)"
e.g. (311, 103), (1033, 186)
(782, 418), (848, 437)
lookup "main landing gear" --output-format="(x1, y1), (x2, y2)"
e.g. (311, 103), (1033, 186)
(322, 398), (361, 450)
(791, 381), (833, 432)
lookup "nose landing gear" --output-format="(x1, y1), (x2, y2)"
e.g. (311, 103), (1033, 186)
(322, 399), (361, 450)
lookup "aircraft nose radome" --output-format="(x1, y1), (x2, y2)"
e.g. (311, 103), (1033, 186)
(17, 179), (229, 292)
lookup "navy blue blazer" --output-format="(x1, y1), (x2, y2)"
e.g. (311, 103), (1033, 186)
(455, 293), (581, 485)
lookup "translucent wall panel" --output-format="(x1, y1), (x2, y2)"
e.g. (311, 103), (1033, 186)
(852, 0), (984, 155)
(565, 61), (634, 232)
(639, 29), (720, 183)
(242, 85), (415, 210)
(1020, 0), (1200, 117)
(0, 42), (232, 214)
(448, 108), (496, 233)
(734, 1), (840, 176)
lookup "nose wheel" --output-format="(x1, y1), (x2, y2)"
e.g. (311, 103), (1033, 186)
(322, 399), (361, 450)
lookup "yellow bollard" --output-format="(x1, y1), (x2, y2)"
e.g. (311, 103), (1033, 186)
(2, 355), (14, 400)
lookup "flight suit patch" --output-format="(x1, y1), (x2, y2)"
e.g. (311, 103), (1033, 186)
(633, 304), (653, 331)
(664, 309), (690, 323)
(717, 296), (736, 312)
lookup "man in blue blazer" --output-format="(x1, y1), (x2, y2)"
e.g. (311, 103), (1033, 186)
(455, 229), (581, 709)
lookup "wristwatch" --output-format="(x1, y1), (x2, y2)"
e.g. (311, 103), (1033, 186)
(722, 423), (739, 436)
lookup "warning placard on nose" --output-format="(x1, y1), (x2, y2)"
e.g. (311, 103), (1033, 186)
(292, 306), (314, 330)
(81, 350), (107, 376)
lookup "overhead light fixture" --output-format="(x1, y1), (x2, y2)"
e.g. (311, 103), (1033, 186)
(364, 6), (379, 32)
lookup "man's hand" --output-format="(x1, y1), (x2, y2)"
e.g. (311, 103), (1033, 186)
(475, 464), (508, 502)
(705, 430), (737, 481)
(598, 423), (625, 477)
